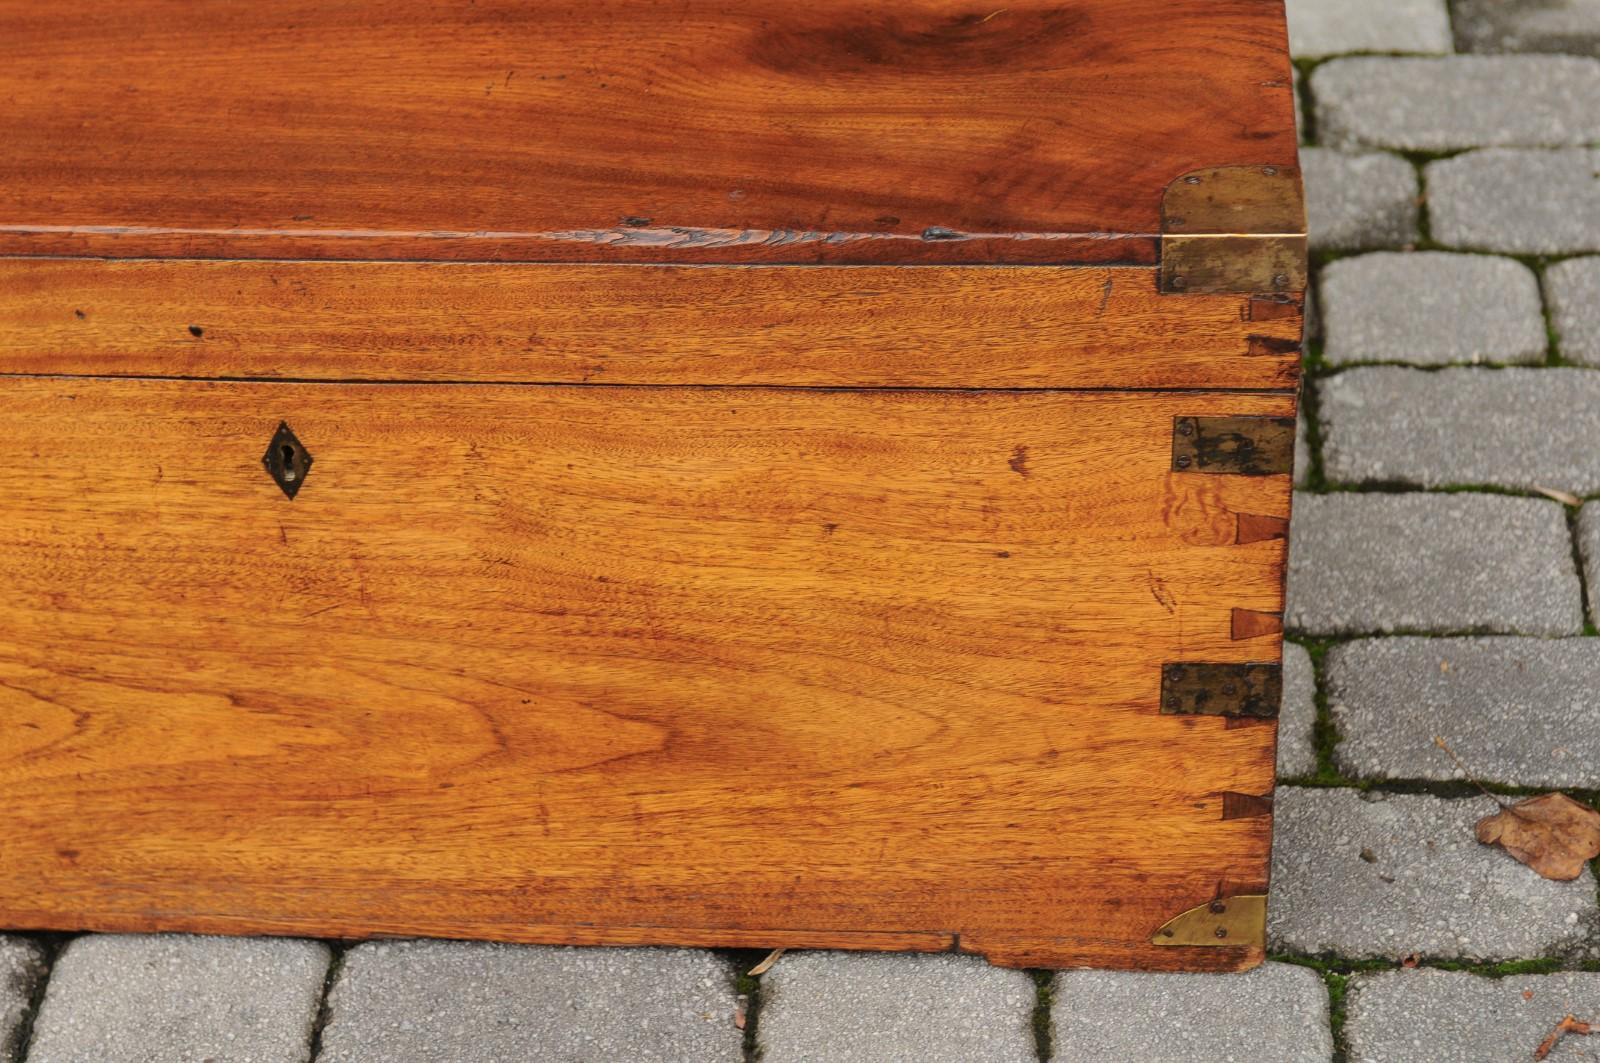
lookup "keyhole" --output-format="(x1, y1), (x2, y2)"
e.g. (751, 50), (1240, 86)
(263, 423), (311, 499)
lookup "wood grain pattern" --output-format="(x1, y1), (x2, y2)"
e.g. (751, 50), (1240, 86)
(0, 379), (1292, 970)
(0, 0), (1297, 264)
(1, 260), (1302, 390)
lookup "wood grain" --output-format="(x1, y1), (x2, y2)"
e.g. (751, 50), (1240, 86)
(0, 379), (1292, 970)
(0, 0), (1297, 264)
(1, 260), (1302, 390)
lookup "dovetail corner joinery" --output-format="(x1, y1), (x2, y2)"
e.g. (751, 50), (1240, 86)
(1160, 165), (1307, 295)
(1152, 894), (1267, 947)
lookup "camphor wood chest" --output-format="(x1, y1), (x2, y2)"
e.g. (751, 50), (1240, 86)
(0, 0), (1304, 971)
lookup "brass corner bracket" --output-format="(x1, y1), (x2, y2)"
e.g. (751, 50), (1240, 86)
(1172, 415), (1296, 476)
(1160, 165), (1307, 296)
(1152, 894), (1267, 947)
(1160, 663), (1282, 718)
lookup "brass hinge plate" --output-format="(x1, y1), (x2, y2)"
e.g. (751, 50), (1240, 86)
(1160, 165), (1307, 295)
(1173, 415), (1295, 476)
(1161, 663), (1281, 718)
(1152, 894), (1267, 947)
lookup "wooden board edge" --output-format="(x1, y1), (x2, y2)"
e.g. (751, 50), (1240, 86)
(963, 937), (1265, 974)
(1, 909), (1270, 972)
(0, 230), (1159, 267)
(2, 909), (954, 956)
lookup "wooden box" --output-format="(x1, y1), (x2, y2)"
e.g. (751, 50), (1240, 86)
(0, 0), (1304, 971)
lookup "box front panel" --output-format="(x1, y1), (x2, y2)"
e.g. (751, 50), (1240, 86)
(0, 379), (1290, 969)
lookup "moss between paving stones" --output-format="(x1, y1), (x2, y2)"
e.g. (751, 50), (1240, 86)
(724, 949), (766, 1063)
(1028, 970), (1054, 1063)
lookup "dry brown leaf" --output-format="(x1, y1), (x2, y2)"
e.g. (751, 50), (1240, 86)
(1533, 486), (1583, 507)
(1534, 1014), (1592, 1061)
(1400, 952), (1420, 968)
(747, 947), (786, 976)
(733, 995), (748, 1031)
(1475, 793), (1600, 881)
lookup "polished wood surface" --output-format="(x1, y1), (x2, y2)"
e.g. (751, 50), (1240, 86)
(0, 0), (1297, 264)
(0, 380), (1291, 970)
(1, 261), (1302, 390)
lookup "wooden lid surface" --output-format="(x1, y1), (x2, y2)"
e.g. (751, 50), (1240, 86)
(0, 0), (1298, 264)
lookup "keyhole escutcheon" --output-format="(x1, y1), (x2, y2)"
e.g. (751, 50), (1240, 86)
(262, 422), (313, 499)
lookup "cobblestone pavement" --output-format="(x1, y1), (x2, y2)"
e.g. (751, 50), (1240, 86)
(5, 3), (1600, 1061)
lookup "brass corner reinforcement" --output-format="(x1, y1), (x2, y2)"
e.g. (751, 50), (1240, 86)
(1160, 663), (1281, 718)
(1152, 894), (1267, 947)
(1172, 415), (1296, 476)
(1160, 165), (1307, 295)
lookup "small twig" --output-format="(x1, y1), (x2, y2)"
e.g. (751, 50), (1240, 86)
(1534, 1014), (1592, 1060)
(1432, 736), (1511, 810)
(1533, 485), (1582, 507)
(748, 947), (785, 976)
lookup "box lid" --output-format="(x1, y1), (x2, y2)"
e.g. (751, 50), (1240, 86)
(0, 0), (1300, 265)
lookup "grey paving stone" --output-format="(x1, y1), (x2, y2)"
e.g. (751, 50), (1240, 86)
(319, 941), (740, 1063)
(1285, 493), (1584, 637)
(1453, 0), (1600, 59)
(1581, 503), (1600, 628)
(1319, 252), (1545, 366)
(1345, 969), (1600, 1063)
(1267, 788), (1600, 960)
(1279, 641), (1320, 778)
(1546, 256), (1600, 367)
(0, 938), (46, 1063)
(27, 934), (329, 1063)
(1285, 0), (1451, 58)
(758, 951), (1034, 1063)
(1329, 637), (1600, 789)
(1428, 149), (1600, 255)
(1295, 411), (1311, 489)
(1320, 368), (1600, 493)
(1312, 57), (1600, 152)
(1295, 67), (1305, 144)
(1051, 963), (1333, 1063)
(1301, 149), (1419, 252)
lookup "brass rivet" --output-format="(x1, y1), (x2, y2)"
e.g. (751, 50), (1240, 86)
(1214, 927), (1228, 939)
(1184, 175), (1202, 185)
(1175, 455), (1192, 470)
(1209, 901), (1227, 914)
(1170, 275), (1187, 289)
(1272, 273), (1290, 290)
(1177, 421), (1194, 437)
(1262, 166), (1278, 176)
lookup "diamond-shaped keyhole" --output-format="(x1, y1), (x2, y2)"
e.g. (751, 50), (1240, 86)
(262, 422), (312, 499)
